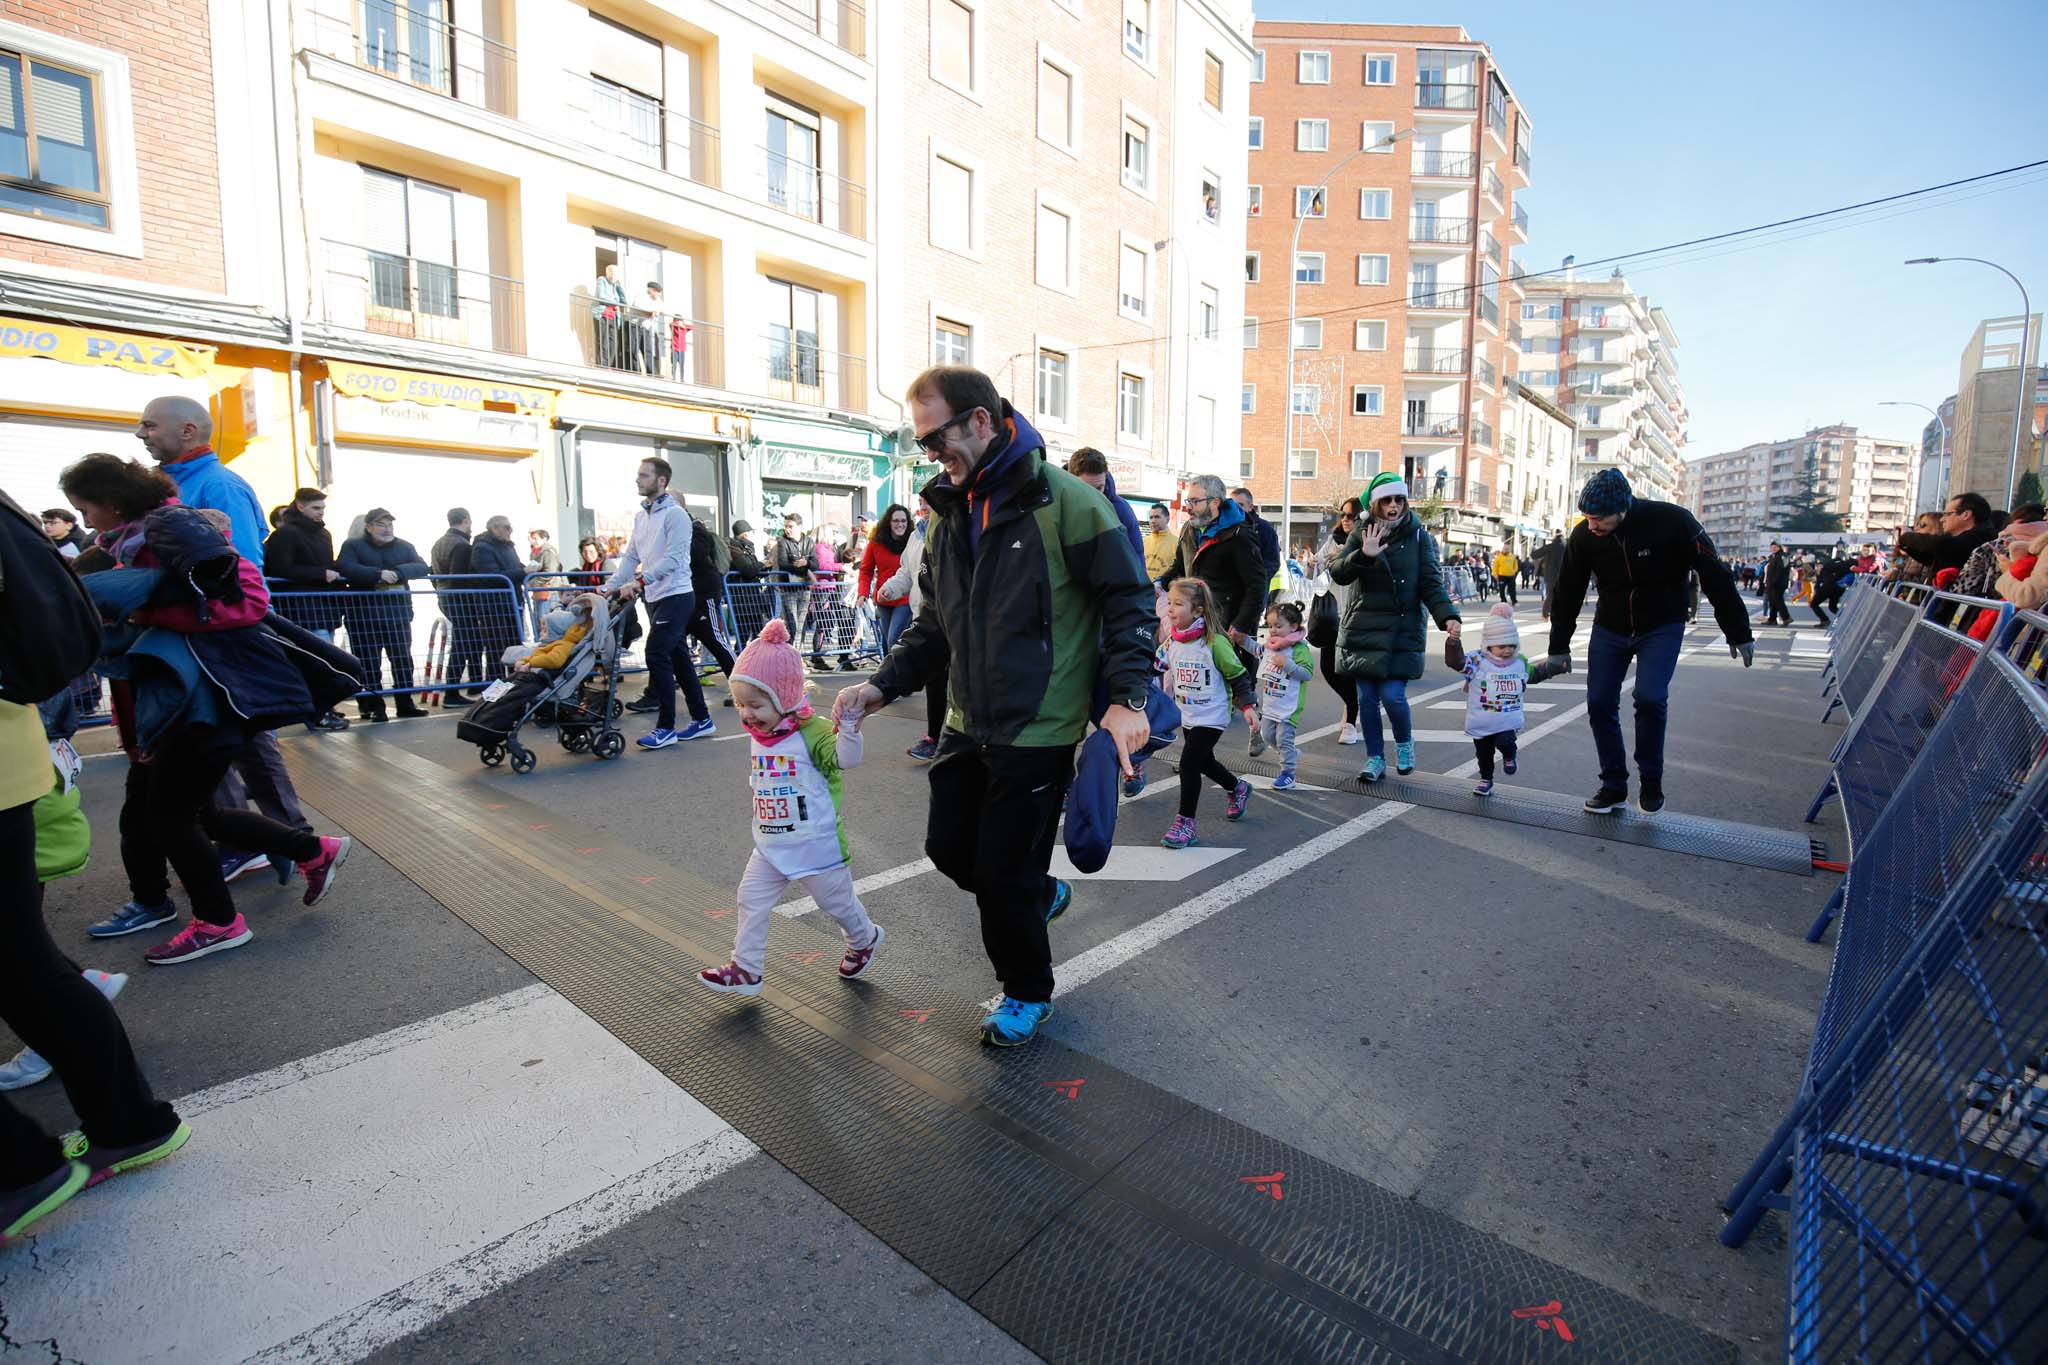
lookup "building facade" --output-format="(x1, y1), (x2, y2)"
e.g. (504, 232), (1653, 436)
(888, 0), (1254, 510)
(1913, 394), (1958, 514)
(1948, 315), (2043, 508)
(1519, 269), (1686, 507)
(1498, 378), (1574, 544)
(1682, 424), (1915, 561)
(1241, 21), (1533, 552)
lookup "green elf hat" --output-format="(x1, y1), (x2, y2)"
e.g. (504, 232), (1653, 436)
(1362, 471), (1411, 506)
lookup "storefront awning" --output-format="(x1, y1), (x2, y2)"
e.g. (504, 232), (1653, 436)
(0, 317), (215, 378)
(328, 361), (555, 418)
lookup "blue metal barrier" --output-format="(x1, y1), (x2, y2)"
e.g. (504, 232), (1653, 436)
(722, 571), (879, 666)
(1818, 580), (1884, 711)
(1829, 586), (1923, 726)
(1721, 610), (2048, 1361)
(267, 574), (528, 701)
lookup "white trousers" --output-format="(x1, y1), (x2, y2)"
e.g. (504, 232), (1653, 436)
(733, 849), (875, 977)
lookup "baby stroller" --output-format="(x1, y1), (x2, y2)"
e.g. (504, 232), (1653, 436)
(456, 593), (628, 773)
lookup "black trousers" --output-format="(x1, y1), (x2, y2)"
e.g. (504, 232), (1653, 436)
(1763, 586), (1792, 625)
(1178, 725), (1239, 819)
(1495, 574), (1518, 605)
(924, 662), (950, 739)
(688, 594), (735, 677)
(121, 731), (322, 926)
(926, 734), (1073, 1004)
(1473, 731), (1518, 779)
(1320, 643), (1358, 724)
(0, 801), (179, 1189)
(642, 593), (710, 729)
(1811, 584), (1842, 626)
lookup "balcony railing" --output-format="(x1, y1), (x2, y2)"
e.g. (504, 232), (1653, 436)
(750, 0), (866, 59)
(562, 72), (719, 186)
(315, 0), (516, 115)
(1474, 354), (1497, 388)
(1412, 150), (1474, 178)
(1512, 202), (1529, 236)
(1410, 472), (1461, 504)
(1408, 215), (1472, 245)
(569, 293), (724, 388)
(1477, 293), (1500, 326)
(1470, 419), (1495, 450)
(1481, 231), (1502, 266)
(759, 333), (868, 413)
(320, 240), (524, 354)
(1403, 347), (1468, 374)
(1485, 103), (1507, 140)
(1403, 413), (1463, 439)
(1414, 81), (1477, 110)
(1409, 286), (1468, 310)
(760, 147), (868, 239)
(1515, 142), (1531, 174)
(1483, 167), (1506, 205)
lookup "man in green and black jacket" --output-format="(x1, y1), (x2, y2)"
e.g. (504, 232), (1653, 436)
(835, 366), (1154, 1047)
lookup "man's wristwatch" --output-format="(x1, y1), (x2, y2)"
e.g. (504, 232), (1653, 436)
(1120, 695), (1147, 713)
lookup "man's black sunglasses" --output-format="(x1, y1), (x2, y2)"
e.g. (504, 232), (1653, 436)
(913, 408), (979, 454)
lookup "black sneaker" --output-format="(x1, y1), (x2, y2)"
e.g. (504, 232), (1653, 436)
(1583, 786), (1628, 814)
(623, 695), (661, 714)
(1637, 780), (1664, 815)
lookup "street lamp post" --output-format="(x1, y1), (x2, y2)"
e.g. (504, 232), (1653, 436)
(1285, 127), (1414, 553)
(1878, 399), (1948, 512)
(1905, 256), (2034, 508)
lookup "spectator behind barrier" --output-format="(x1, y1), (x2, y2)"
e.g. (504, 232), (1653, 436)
(1897, 493), (1996, 576)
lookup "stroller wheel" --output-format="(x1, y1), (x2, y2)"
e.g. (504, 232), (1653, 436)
(608, 698), (625, 720)
(593, 730), (625, 760)
(509, 747), (538, 775)
(562, 728), (592, 753)
(480, 743), (504, 768)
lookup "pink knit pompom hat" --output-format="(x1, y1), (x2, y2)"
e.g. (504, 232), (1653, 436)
(732, 618), (809, 714)
(1481, 602), (1519, 648)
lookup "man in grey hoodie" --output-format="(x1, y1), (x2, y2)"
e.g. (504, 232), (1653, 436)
(610, 456), (714, 748)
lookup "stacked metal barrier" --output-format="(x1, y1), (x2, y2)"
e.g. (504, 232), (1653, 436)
(1722, 602), (2048, 1362)
(267, 574), (529, 704)
(721, 570), (879, 667)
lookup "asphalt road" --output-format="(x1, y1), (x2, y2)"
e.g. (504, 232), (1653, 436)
(2, 596), (1837, 1362)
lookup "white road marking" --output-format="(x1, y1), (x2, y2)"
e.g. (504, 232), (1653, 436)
(1052, 845), (1242, 881)
(776, 856), (938, 917)
(1429, 700), (1555, 712)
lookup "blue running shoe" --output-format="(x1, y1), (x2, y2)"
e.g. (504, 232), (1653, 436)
(1394, 740), (1416, 775)
(1122, 759), (1146, 798)
(637, 728), (681, 750)
(1272, 771), (1298, 791)
(1359, 755), (1387, 784)
(980, 997), (1053, 1047)
(1045, 879), (1072, 925)
(676, 717), (716, 741)
(87, 900), (177, 939)
(219, 849), (267, 883)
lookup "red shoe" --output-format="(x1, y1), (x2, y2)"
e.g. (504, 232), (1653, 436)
(300, 836), (352, 906)
(144, 915), (252, 966)
(697, 961), (762, 996)
(838, 924), (885, 979)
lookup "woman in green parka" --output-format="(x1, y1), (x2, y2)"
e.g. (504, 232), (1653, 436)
(1326, 471), (1462, 783)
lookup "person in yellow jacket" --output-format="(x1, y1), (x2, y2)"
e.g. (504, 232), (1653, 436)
(1141, 503), (1178, 584)
(511, 593), (602, 673)
(1490, 544), (1521, 606)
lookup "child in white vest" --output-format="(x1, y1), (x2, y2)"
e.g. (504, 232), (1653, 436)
(1464, 603), (1531, 797)
(1158, 577), (1257, 849)
(1250, 599), (1315, 788)
(697, 619), (882, 996)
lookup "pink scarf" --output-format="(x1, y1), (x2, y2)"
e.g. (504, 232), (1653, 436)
(1168, 616), (1209, 643)
(741, 703), (815, 745)
(1264, 627), (1306, 652)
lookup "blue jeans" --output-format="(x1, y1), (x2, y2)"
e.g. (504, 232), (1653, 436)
(876, 602), (912, 654)
(1585, 621), (1685, 786)
(644, 592), (710, 729)
(1352, 676), (1412, 758)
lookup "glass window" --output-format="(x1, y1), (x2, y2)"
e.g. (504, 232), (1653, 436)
(1199, 283), (1219, 339)
(1037, 59), (1072, 146)
(1298, 50), (1330, 83)
(1250, 49), (1264, 82)
(1294, 185), (1325, 218)
(1203, 52), (1224, 110)
(1358, 188), (1391, 219)
(1241, 383), (1255, 414)
(1290, 449), (1316, 477)
(0, 52), (109, 228)
(1291, 384), (1318, 415)
(1350, 449), (1381, 480)
(1118, 371), (1146, 439)
(1123, 0), (1149, 62)
(933, 0), (973, 89)
(1356, 254), (1389, 286)
(1365, 54), (1395, 85)
(1292, 317), (1322, 348)
(1035, 203), (1070, 288)
(1036, 348), (1069, 425)
(1119, 240), (1148, 315)
(1244, 252), (1259, 283)
(1201, 171), (1220, 223)
(1354, 319), (1386, 350)
(1247, 117), (1263, 149)
(1352, 386), (1383, 416)
(930, 155), (973, 252)
(1293, 252), (1323, 285)
(1362, 120), (1395, 151)
(1243, 316), (1258, 347)
(933, 317), (971, 365)
(1121, 115), (1150, 190)
(1239, 449), (1255, 479)
(1296, 119), (1328, 152)
(1245, 185), (1262, 218)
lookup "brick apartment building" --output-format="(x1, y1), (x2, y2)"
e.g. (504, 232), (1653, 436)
(1683, 424), (1916, 561)
(1242, 21), (1531, 553)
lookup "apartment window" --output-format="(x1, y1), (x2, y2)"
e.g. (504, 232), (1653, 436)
(1298, 50), (1330, 84)
(1356, 253), (1389, 286)
(1246, 185), (1262, 218)
(1294, 185), (1325, 218)
(930, 154), (974, 253)
(1350, 449), (1381, 481)
(1239, 448), (1255, 478)
(1203, 51), (1224, 110)
(932, 317), (971, 365)
(1118, 238), (1149, 317)
(1250, 49), (1264, 82)
(932, 0), (974, 93)
(1200, 171), (1220, 223)
(1196, 396), (1216, 455)
(1241, 383), (1256, 414)
(1290, 384), (1318, 415)
(1296, 119), (1328, 152)
(1118, 371), (1147, 440)
(1037, 57), (1074, 148)
(1121, 114), (1151, 191)
(1362, 119), (1395, 151)
(1036, 348), (1070, 426)
(1290, 449), (1317, 477)
(1035, 202), (1071, 289)
(0, 44), (118, 235)
(1352, 385), (1384, 416)
(363, 167), (458, 317)
(1242, 317), (1258, 347)
(1123, 0), (1150, 63)
(1292, 318), (1322, 348)
(1293, 252), (1323, 285)
(1364, 54), (1395, 86)
(1198, 283), (1219, 340)
(1247, 117), (1263, 149)
(1244, 252), (1259, 283)
(1520, 302), (1536, 319)
(1358, 188), (1391, 219)
(1354, 319), (1386, 350)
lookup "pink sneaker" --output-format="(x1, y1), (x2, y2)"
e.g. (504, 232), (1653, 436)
(144, 915), (252, 966)
(1160, 815), (1198, 849)
(697, 961), (762, 996)
(839, 924), (885, 980)
(300, 836), (352, 907)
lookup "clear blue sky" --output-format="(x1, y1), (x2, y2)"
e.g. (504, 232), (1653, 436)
(1259, 0), (2048, 456)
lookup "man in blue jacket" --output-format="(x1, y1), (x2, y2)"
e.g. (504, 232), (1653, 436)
(1066, 448), (1144, 562)
(1231, 486), (1282, 598)
(609, 457), (714, 748)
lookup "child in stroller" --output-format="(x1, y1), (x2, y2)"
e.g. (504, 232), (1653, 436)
(455, 592), (628, 772)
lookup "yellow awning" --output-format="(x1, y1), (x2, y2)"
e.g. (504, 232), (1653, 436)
(328, 361), (555, 417)
(0, 318), (215, 378)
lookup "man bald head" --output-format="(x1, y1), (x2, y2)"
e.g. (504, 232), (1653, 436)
(137, 395), (213, 464)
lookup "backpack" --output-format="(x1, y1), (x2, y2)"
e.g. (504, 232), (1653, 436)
(702, 516), (730, 578)
(0, 487), (102, 705)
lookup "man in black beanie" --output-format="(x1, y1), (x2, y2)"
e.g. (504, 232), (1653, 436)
(1545, 468), (1753, 816)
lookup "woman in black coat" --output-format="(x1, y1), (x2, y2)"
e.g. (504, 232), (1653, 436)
(338, 508), (430, 719)
(1327, 474), (1461, 783)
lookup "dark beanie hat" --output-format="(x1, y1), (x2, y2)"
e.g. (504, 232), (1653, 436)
(1577, 468), (1633, 517)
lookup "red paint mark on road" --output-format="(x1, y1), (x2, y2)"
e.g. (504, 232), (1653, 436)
(576, 847), (601, 855)
(635, 876), (657, 885)
(528, 823), (551, 831)
(899, 1009), (932, 1024)
(790, 951), (825, 965)
(704, 908), (733, 920)
(1512, 1302), (1575, 1342)
(485, 803), (508, 810)
(1045, 1079), (1085, 1100)
(1240, 1172), (1285, 1201)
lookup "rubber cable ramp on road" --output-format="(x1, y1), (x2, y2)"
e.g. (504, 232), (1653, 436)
(285, 735), (1735, 1363)
(1187, 751), (1815, 876)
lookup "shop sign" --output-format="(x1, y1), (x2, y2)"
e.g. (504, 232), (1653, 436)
(0, 319), (214, 377)
(333, 393), (545, 453)
(760, 444), (874, 486)
(330, 362), (554, 416)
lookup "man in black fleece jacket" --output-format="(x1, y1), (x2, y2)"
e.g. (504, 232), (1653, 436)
(1896, 492), (1996, 575)
(1546, 468), (1753, 817)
